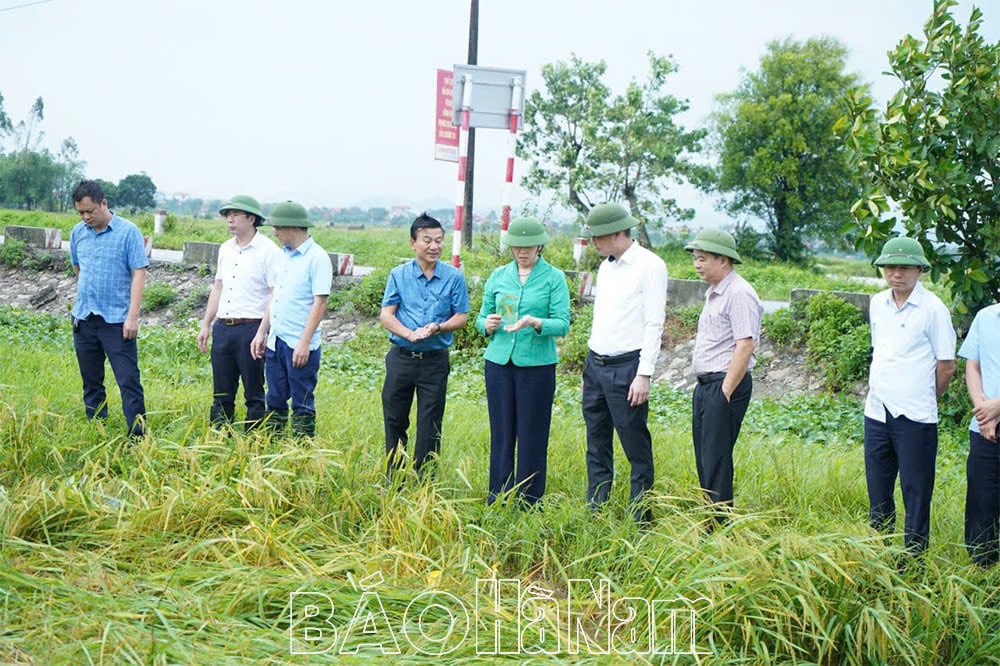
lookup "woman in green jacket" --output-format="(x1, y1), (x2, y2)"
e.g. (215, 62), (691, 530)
(476, 216), (571, 504)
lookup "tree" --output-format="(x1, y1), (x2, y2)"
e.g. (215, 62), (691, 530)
(0, 92), (12, 149)
(95, 179), (118, 207)
(0, 149), (60, 209)
(53, 138), (86, 212)
(0, 95), (91, 212)
(115, 173), (157, 213)
(710, 37), (867, 262)
(518, 52), (704, 247)
(13, 97), (45, 152)
(182, 197), (204, 217)
(846, 0), (1000, 320)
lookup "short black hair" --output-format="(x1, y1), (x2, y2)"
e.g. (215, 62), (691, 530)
(72, 180), (104, 204)
(410, 212), (443, 240)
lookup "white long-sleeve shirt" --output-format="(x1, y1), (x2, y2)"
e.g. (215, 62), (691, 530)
(588, 241), (668, 376)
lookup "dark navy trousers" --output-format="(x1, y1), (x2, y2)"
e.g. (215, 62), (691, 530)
(581, 350), (654, 523)
(210, 320), (266, 427)
(72, 314), (146, 436)
(485, 360), (556, 505)
(864, 409), (938, 553)
(965, 429), (1000, 567)
(265, 337), (321, 436)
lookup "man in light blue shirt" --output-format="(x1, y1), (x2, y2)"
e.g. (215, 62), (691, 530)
(958, 303), (1000, 567)
(69, 179), (149, 438)
(379, 214), (469, 476)
(251, 202), (332, 437)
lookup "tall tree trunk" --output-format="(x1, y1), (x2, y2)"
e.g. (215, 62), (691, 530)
(568, 183), (590, 219)
(771, 189), (800, 262)
(624, 192), (652, 248)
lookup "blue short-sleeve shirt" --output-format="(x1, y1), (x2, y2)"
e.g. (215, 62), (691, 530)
(268, 237), (333, 351)
(381, 259), (469, 351)
(958, 303), (1000, 433)
(70, 215), (150, 323)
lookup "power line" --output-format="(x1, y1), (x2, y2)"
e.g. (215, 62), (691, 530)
(0, 0), (52, 13)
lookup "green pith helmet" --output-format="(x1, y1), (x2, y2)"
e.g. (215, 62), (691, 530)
(684, 228), (743, 264)
(506, 216), (549, 247)
(266, 201), (313, 228)
(873, 236), (931, 269)
(218, 194), (265, 220)
(584, 203), (639, 237)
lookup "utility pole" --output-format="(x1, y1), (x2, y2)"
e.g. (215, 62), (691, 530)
(462, 0), (478, 249)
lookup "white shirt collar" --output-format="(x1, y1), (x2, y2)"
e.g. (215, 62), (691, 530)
(614, 240), (639, 264)
(882, 281), (926, 309)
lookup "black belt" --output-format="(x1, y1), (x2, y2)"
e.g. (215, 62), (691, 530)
(588, 349), (640, 366)
(218, 318), (262, 326)
(393, 345), (447, 360)
(696, 372), (727, 384)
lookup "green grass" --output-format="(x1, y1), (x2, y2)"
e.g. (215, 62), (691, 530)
(1, 208), (413, 267)
(1, 306), (999, 663)
(816, 256), (880, 279)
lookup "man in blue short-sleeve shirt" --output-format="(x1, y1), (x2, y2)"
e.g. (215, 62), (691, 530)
(69, 179), (149, 438)
(958, 303), (1000, 567)
(251, 201), (332, 438)
(379, 213), (469, 476)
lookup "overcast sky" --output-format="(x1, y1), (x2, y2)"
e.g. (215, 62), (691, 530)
(2, 0), (997, 225)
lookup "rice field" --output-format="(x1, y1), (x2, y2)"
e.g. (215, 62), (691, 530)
(1, 307), (998, 664)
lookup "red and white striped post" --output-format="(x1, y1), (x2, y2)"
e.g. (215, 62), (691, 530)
(499, 77), (524, 250)
(573, 236), (588, 268)
(452, 74), (473, 267)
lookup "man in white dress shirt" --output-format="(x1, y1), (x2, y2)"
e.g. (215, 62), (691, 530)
(197, 195), (281, 430)
(581, 203), (668, 524)
(865, 236), (956, 556)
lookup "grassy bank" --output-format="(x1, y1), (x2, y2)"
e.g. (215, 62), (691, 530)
(0, 307), (998, 663)
(2, 207), (889, 301)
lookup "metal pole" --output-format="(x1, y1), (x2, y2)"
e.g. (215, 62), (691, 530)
(452, 76), (473, 267)
(499, 77), (523, 250)
(462, 0), (478, 250)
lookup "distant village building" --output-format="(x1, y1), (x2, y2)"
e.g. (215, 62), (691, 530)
(389, 204), (413, 219)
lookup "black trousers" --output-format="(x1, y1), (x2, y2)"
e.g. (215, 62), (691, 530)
(864, 409), (938, 553)
(965, 429), (1000, 567)
(72, 314), (146, 436)
(210, 320), (266, 427)
(582, 350), (654, 522)
(382, 345), (450, 475)
(692, 372), (752, 512)
(485, 360), (556, 505)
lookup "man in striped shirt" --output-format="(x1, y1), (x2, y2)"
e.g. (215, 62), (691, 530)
(686, 229), (762, 524)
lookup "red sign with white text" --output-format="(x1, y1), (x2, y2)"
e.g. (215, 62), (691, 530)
(434, 68), (458, 162)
